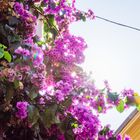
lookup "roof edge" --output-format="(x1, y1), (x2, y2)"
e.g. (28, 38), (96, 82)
(115, 108), (138, 136)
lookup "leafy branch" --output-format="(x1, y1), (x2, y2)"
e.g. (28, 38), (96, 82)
(0, 43), (11, 62)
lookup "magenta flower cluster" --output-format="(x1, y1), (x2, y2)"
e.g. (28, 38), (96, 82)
(16, 101), (29, 119)
(47, 33), (87, 64)
(0, 0), (136, 139)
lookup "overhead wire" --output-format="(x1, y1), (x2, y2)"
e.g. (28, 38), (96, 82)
(95, 16), (140, 32)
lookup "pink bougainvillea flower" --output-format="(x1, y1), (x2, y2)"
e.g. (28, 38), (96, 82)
(15, 46), (30, 56)
(16, 101), (29, 119)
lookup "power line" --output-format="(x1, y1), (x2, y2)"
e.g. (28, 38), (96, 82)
(95, 16), (140, 32)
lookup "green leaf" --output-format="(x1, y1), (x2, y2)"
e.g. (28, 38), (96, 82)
(28, 105), (40, 126)
(98, 106), (102, 113)
(8, 34), (21, 43)
(37, 41), (45, 46)
(0, 43), (7, 49)
(28, 92), (38, 100)
(136, 104), (140, 111)
(41, 104), (57, 128)
(44, 21), (49, 33)
(108, 92), (119, 102)
(99, 126), (110, 135)
(6, 85), (14, 102)
(48, 15), (56, 26)
(0, 44), (11, 61)
(79, 14), (86, 21)
(116, 100), (124, 113)
(71, 123), (78, 128)
(38, 5), (43, 13)
(81, 15), (86, 21)
(0, 47), (4, 58)
(14, 80), (20, 89)
(4, 51), (12, 62)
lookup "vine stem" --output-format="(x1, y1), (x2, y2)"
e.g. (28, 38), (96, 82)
(32, 5), (60, 35)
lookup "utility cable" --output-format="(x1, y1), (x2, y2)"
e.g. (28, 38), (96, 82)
(95, 16), (140, 32)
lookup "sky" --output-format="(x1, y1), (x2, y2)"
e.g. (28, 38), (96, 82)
(70, 0), (140, 130)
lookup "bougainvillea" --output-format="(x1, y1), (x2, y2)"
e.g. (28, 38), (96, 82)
(0, 0), (139, 140)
